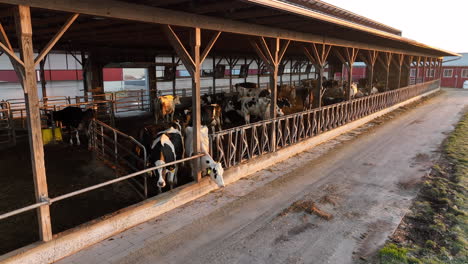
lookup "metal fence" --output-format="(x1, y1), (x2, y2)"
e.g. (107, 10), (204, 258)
(210, 79), (440, 169)
(7, 97), (115, 130)
(0, 101), (16, 146)
(88, 119), (148, 198)
(0, 79), (440, 251)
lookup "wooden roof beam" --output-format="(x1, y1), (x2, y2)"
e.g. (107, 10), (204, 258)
(0, 0), (453, 57)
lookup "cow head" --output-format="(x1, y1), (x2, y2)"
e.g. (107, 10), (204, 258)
(276, 104), (285, 117)
(154, 160), (167, 188)
(173, 96), (181, 105)
(202, 155), (225, 187)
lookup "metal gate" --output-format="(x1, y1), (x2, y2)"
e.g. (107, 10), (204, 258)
(0, 101), (16, 146)
(88, 119), (148, 198)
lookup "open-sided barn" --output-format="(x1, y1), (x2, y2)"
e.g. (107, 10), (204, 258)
(0, 0), (459, 262)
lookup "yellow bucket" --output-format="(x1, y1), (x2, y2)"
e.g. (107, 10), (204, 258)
(42, 127), (63, 145)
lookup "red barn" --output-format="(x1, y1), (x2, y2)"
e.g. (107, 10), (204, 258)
(439, 53), (468, 88)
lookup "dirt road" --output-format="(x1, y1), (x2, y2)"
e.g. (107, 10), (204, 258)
(58, 89), (468, 264)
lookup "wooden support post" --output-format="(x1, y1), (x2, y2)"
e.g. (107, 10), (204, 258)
(289, 59), (293, 85)
(15, 5), (52, 242)
(39, 55), (47, 101)
(360, 50), (378, 91)
(192, 27), (202, 182)
(250, 37), (289, 151)
(303, 43), (332, 108)
(256, 59), (261, 87)
(163, 25), (219, 181)
(148, 64), (156, 112)
(421, 57), (427, 83)
(414, 56), (420, 84)
(212, 55), (216, 94)
(87, 53), (104, 100)
(397, 54), (404, 88)
(171, 55), (176, 95)
(378, 52), (392, 91)
(81, 51), (88, 100)
(334, 47), (358, 100)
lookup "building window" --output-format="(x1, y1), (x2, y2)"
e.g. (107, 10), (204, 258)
(462, 69), (468, 78)
(410, 68), (416, 77)
(443, 69), (453, 78)
(426, 69), (434, 77)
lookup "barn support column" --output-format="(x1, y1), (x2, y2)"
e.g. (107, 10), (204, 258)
(171, 55), (176, 95)
(227, 57), (239, 92)
(335, 47), (358, 100)
(289, 59), (293, 85)
(400, 55), (411, 88)
(376, 52), (392, 91)
(39, 55), (47, 101)
(148, 64), (157, 112)
(86, 53), (104, 100)
(360, 50), (378, 92)
(396, 54), (404, 88)
(212, 55), (216, 93)
(415, 56), (421, 84)
(422, 57), (427, 83)
(15, 5), (53, 242)
(303, 43), (332, 109)
(163, 25), (220, 181)
(81, 51), (88, 100)
(250, 37), (290, 152)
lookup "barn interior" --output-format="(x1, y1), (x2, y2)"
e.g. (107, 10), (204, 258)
(0, 0), (457, 257)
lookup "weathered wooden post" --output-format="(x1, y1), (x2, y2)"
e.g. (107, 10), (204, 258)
(250, 37), (289, 152)
(16, 5), (53, 241)
(335, 47), (359, 100)
(163, 25), (220, 181)
(303, 43), (332, 109)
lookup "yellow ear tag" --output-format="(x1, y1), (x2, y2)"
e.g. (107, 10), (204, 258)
(206, 168), (212, 175)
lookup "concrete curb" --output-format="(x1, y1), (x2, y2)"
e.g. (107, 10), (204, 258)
(0, 88), (440, 264)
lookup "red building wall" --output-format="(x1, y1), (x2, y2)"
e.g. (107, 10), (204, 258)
(440, 67), (468, 88)
(0, 68), (123, 83)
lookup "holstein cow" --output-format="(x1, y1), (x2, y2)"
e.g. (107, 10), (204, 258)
(148, 126), (184, 193)
(180, 103), (223, 133)
(235, 82), (260, 97)
(154, 95), (181, 124)
(185, 125), (225, 187)
(48, 106), (95, 145)
(278, 84), (296, 104)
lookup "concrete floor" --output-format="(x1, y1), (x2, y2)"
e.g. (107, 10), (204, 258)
(56, 89), (468, 264)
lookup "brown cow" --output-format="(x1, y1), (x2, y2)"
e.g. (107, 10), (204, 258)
(154, 95), (181, 123)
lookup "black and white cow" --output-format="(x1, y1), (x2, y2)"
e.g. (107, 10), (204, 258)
(148, 126), (184, 193)
(235, 82), (261, 97)
(48, 106), (95, 145)
(185, 125), (225, 187)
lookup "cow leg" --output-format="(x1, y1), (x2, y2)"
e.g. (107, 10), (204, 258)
(76, 130), (81, 146)
(245, 114), (250, 124)
(69, 128), (73, 145)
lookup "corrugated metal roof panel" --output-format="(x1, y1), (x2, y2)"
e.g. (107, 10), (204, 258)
(443, 53), (468, 66)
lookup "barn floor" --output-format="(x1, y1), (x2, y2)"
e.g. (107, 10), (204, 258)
(0, 139), (142, 254)
(55, 88), (468, 264)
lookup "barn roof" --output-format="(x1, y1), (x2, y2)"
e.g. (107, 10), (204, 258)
(284, 0), (402, 35)
(443, 53), (468, 66)
(0, 0), (459, 59)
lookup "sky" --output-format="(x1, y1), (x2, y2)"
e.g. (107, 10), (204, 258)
(323, 0), (468, 53)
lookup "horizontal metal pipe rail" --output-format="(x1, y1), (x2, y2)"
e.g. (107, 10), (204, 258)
(211, 79), (440, 169)
(0, 153), (205, 221)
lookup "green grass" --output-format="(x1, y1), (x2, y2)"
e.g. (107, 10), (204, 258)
(379, 111), (468, 264)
